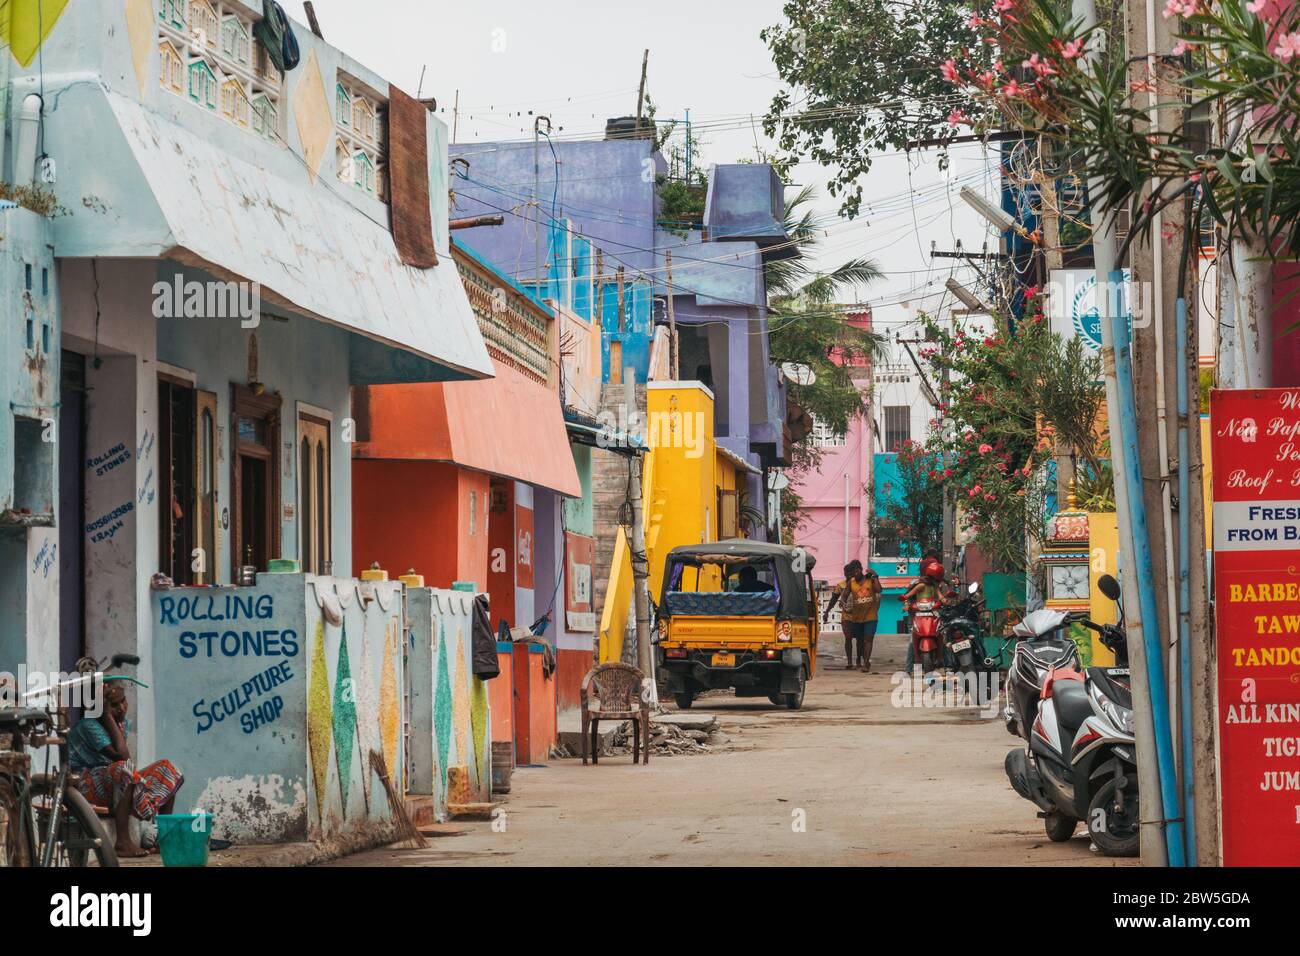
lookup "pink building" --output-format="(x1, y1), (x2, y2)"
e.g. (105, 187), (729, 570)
(790, 310), (874, 584)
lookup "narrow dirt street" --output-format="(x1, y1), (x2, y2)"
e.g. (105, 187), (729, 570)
(332, 635), (1137, 867)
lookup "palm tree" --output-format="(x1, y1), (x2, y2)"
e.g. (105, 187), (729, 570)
(767, 184), (888, 436)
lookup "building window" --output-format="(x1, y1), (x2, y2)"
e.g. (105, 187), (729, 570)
(158, 376), (197, 585)
(220, 76), (251, 128)
(187, 58), (218, 110)
(157, 0), (187, 31)
(298, 414), (331, 575)
(251, 93), (278, 140)
(873, 532), (901, 559)
(158, 2), (281, 142)
(189, 0), (219, 50)
(810, 414), (846, 447)
(158, 39), (184, 93)
(231, 385), (282, 578)
(195, 390), (218, 584)
(883, 405), (911, 453)
(220, 14), (250, 66)
(335, 74), (388, 201)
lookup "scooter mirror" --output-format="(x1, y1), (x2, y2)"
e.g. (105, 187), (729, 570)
(968, 581), (979, 594)
(1097, 574), (1121, 602)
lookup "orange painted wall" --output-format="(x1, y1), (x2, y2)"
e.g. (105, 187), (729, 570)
(352, 460), (490, 587)
(511, 644), (557, 764)
(352, 459), (458, 582)
(528, 650), (557, 763)
(489, 646), (514, 748)
(556, 648), (592, 721)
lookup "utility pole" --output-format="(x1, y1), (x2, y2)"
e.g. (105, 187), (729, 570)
(635, 49), (649, 128)
(626, 374), (653, 688)
(1076, 0), (1169, 867)
(666, 250), (678, 378)
(452, 89), (460, 144)
(1034, 170), (1075, 501)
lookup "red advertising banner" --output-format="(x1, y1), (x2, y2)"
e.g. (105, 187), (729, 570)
(1210, 387), (1300, 866)
(564, 532), (596, 633)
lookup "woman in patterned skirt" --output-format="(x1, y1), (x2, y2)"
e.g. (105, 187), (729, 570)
(66, 683), (184, 857)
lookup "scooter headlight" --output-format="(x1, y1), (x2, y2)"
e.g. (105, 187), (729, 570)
(1089, 682), (1133, 734)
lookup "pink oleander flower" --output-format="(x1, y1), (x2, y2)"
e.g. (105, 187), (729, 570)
(1061, 38), (1085, 59)
(1022, 53), (1057, 77)
(985, 493), (997, 502)
(1172, 40), (1192, 55)
(994, 0), (1015, 11)
(1163, 0), (1197, 17)
(941, 58), (960, 83)
(968, 12), (983, 28)
(947, 108), (968, 127)
(979, 443), (993, 455)
(1001, 79), (1023, 97)
(1247, 0), (1269, 14)
(1275, 31), (1300, 61)
(969, 484), (983, 498)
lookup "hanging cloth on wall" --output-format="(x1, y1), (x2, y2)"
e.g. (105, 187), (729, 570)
(472, 594), (500, 681)
(254, 0), (300, 76)
(386, 85), (439, 268)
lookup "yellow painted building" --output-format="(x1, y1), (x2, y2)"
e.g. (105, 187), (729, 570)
(598, 382), (757, 662)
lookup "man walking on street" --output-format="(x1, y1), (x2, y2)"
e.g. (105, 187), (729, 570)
(824, 560), (883, 672)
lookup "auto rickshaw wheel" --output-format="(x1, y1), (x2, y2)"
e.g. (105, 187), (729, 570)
(674, 692), (694, 709)
(782, 668), (806, 710)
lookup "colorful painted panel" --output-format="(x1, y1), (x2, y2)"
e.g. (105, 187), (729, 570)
(407, 589), (493, 821)
(302, 575), (405, 839)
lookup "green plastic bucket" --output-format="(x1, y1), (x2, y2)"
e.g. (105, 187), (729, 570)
(156, 813), (212, 867)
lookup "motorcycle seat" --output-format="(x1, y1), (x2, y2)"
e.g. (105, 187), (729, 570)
(1052, 680), (1094, 735)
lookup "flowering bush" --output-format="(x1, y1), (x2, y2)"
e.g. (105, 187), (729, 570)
(916, 292), (1104, 571)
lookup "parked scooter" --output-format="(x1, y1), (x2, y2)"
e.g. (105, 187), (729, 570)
(908, 598), (943, 673)
(1003, 574), (1138, 857)
(1003, 608), (1081, 739)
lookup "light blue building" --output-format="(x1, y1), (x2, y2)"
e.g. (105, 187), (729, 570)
(2, 0), (492, 841)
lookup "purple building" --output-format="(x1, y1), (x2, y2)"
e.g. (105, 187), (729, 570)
(450, 131), (792, 533)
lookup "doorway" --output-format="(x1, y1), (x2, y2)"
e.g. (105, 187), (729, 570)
(230, 385), (281, 578)
(58, 350), (87, 673)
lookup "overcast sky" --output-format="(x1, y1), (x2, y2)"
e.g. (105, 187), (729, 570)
(285, 1), (1000, 335)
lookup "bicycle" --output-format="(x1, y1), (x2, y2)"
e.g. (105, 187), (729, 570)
(0, 653), (144, 868)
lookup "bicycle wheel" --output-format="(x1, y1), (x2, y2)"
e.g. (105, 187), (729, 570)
(0, 774), (35, 867)
(32, 781), (119, 868)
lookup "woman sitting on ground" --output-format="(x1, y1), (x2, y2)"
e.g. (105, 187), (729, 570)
(66, 683), (184, 858)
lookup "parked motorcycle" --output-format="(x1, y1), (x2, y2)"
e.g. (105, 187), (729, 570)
(907, 598), (943, 673)
(1003, 574), (1139, 857)
(938, 582), (989, 674)
(1003, 607), (1081, 739)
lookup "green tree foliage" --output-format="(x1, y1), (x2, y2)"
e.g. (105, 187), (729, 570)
(761, 0), (997, 218)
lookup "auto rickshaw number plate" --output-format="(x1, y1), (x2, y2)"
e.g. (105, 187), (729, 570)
(711, 652), (736, 667)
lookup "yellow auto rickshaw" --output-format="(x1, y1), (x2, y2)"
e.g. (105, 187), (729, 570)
(654, 540), (819, 710)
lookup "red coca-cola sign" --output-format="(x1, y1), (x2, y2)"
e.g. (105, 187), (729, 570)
(1210, 387), (1300, 866)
